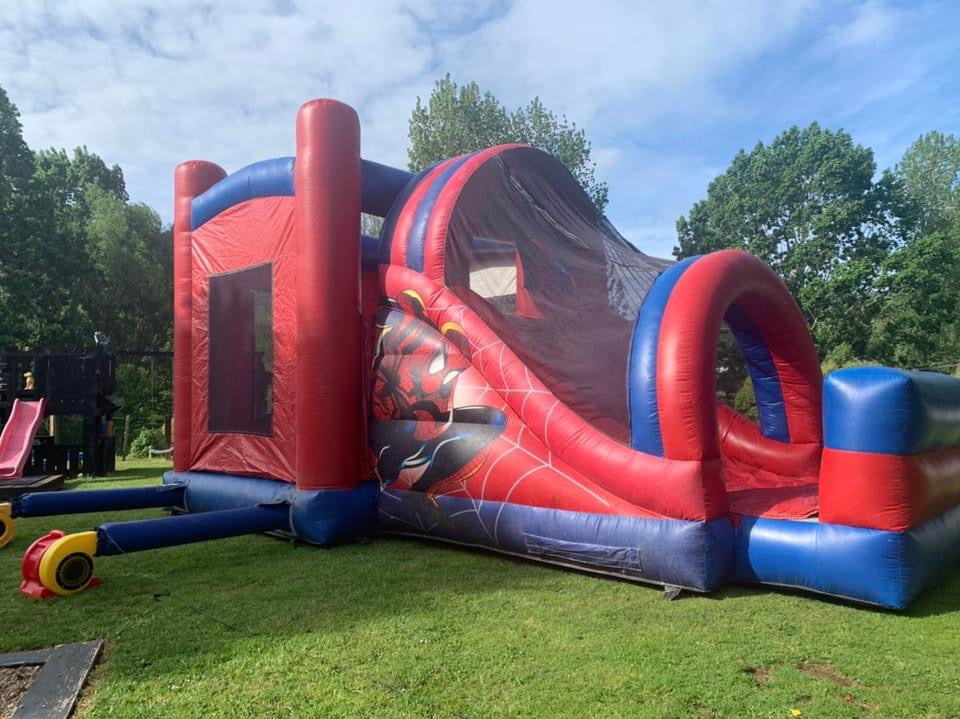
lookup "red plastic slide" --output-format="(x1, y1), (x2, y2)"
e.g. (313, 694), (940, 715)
(0, 399), (46, 479)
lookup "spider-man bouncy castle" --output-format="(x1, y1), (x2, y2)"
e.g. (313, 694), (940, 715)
(8, 99), (960, 608)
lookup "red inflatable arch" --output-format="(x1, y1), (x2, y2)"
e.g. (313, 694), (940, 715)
(656, 250), (823, 461)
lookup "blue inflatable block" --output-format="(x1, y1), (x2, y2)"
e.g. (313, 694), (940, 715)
(735, 505), (960, 608)
(378, 488), (734, 591)
(163, 471), (378, 545)
(290, 480), (379, 544)
(824, 367), (960, 454)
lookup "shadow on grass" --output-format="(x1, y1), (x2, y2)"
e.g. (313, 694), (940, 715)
(1, 523), (570, 682)
(445, 536), (960, 617)
(693, 567), (960, 617)
(6, 463), (960, 699)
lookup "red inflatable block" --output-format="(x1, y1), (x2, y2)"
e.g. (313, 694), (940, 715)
(820, 447), (960, 531)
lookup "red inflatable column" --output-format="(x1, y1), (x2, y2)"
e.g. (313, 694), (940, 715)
(172, 161), (226, 472)
(294, 100), (362, 490)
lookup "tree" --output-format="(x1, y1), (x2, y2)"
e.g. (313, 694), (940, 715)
(0, 84), (40, 346)
(361, 214), (383, 237)
(84, 187), (172, 350)
(862, 133), (960, 370)
(0, 85), (33, 200)
(0, 82), (171, 354)
(408, 74), (609, 211)
(896, 131), (960, 235)
(0, 86), (90, 350)
(675, 123), (912, 356)
(35, 146), (127, 217)
(867, 229), (960, 370)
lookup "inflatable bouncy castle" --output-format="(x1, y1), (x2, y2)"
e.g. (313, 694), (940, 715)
(6, 99), (960, 608)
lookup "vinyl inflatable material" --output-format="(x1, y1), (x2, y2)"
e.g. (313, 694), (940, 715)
(11, 98), (960, 608)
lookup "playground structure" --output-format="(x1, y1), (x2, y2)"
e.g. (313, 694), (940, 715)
(0, 349), (119, 478)
(5, 98), (960, 608)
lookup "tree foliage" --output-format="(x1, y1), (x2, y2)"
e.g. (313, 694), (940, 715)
(0, 87), (88, 349)
(408, 74), (608, 211)
(675, 123), (913, 358)
(677, 122), (960, 372)
(0, 83), (175, 436)
(0, 84), (170, 354)
(896, 131), (960, 235)
(867, 229), (960, 371)
(85, 188), (172, 350)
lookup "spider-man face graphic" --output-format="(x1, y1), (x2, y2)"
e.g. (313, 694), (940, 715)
(370, 291), (506, 498)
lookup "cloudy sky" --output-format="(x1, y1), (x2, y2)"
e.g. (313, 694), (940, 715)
(2, 0), (958, 257)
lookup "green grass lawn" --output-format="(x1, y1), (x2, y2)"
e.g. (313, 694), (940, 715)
(2, 459), (960, 718)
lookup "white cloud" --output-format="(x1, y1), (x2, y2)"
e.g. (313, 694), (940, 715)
(1, 0), (475, 216)
(9, 0), (952, 260)
(0, 0), (822, 230)
(821, 0), (900, 51)
(439, 0), (819, 130)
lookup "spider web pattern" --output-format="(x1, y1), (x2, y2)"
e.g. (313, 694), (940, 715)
(374, 293), (645, 547)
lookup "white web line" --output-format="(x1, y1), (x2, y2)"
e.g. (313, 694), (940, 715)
(387, 288), (613, 546)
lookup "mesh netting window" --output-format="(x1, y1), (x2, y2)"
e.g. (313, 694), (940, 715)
(444, 148), (672, 443)
(208, 263), (274, 435)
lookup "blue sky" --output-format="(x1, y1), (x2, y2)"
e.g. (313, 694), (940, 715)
(2, 0), (958, 257)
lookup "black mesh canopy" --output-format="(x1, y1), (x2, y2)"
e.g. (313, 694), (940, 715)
(443, 147), (671, 442)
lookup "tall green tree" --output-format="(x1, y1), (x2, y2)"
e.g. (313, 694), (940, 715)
(0, 86), (91, 349)
(0, 83), (171, 353)
(675, 123), (912, 356)
(84, 187), (171, 350)
(895, 131), (960, 235)
(866, 228), (960, 371)
(408, 74), (609, 211)
(0, 84), (39, 347)
(0, 85), (32, 199)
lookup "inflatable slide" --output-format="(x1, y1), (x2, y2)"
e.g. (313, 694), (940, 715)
(7, 99), (960, 608)
(0, 399), (45, 479)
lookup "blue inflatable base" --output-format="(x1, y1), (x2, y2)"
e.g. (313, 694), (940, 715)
(378, 487), (734, 591)
(163, 471), (378, 545)
(161, 472), (960, 608)
(735, 503), (960, 609)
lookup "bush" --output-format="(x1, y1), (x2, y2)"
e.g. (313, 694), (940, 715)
(733, 376), (758, 420)
(129, 427), (167, 458)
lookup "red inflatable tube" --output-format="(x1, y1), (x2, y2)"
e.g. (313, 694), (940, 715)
(820, 446), (960, 531)
(717, 405), (821, 478)
(421, 145), (524, 283)
(388, 157), (460, 267)
(294, 100), (362, 490)
(173, 161), (226, 472)
(656, 250), (822, 462)
(381, 264), (728, 521)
